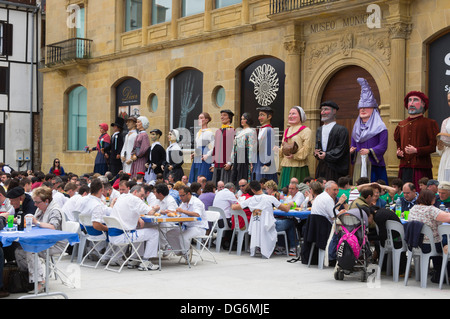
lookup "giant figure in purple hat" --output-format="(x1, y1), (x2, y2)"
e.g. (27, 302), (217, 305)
(350, 77), (388, 184)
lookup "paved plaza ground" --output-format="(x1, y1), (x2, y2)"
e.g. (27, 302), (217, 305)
(5, 247), (450, 302)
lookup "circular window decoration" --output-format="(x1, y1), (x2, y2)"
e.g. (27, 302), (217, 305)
(148, 93), (158, 113)
(213, 86), (226, 108)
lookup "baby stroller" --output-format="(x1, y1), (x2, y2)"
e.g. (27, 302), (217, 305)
(333, 204), (373, 282)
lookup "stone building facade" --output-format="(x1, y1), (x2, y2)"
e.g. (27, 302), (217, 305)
(40, 0), (449, 179)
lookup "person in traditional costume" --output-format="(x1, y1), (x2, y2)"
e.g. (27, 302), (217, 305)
(211, 109), (235, 184)
(394, 91), (439, 190)
(230, 113), (257, 186)
(89, 123), (111, 175)
(279, 106), (312, 189)
(314, 101), (350, 182)
(120, 116), (138, 174)
(254, 106), (278, 183)
(130, 116), (151, 179)
(105, 117), (125, 177)
(437, 91), (450, 183)
(162, 129), (184, 182)
(145, 129), (166, 184)
(350, 78), (388, 184)
(189, 112), (214, 184)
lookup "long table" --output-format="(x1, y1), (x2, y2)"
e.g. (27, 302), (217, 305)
(0, 226), (79, 299)
(273, 210), (311, 220)
(141, 214), (201, 270)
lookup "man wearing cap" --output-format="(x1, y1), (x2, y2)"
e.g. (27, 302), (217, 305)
(88, 123), (111, 175)
(121, 116), (138, 174)
(314, 101), (350, 182)
(145, 129), (166, 185)
(254, 106), (278, 183)
(105, 117), (125, 177)
(211, 109), (235, 184)
(7, 186), (36, 217)
(394, 91), (439, 190)
(435, 181), (450, 210)
(350, 78), (388, 184)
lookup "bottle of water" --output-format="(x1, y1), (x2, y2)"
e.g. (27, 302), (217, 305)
(395, 198), (402, 218)
(440, 202), (446, 212)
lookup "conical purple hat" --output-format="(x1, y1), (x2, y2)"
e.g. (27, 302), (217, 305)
(357, 77), (378, 109)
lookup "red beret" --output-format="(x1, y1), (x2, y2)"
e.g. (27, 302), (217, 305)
(137, 172), (145, 175)
(404, 91), (429, 111)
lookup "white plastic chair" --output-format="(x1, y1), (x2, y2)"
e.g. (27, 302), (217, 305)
(229, 209), (250, 256)
(307, 242), (325, 269)
(404, 224), (441, 288)
(103, 216), (147, 273)
(277, 231), (289, 257)
(78, 214), (108, 268)
(208, 206), (231, 252)
(377, 220), (408, 282)
(191, 210), (220, 266)
(438, 224), (450, 289)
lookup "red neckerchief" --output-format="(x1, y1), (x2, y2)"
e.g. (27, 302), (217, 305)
(260, 124), (273, 128)
(283, 125), (306, 142)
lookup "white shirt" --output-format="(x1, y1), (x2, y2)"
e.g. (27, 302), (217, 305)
(78, 194), (111, 224)
(61, 193), (82, 221)
(52, 190), (68, 209)
(241, 194), (281, 258)
(212, 188), (238, 218)
(321, 121), (336, 152)
(111, 193), (151, 231)
(146, 192), (158, 208)
(285, 191), (305, 207)
(310, 191), (336, 223)
(156, 195), (178, 213)
(180, 196), (208, 229)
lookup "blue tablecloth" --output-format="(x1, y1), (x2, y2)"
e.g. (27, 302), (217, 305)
(0, 227), (79, 253)
(273, 210), (311, 220)
(141, 214), (201, 223)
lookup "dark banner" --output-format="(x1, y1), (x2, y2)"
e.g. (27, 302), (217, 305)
(116, 77), (141, 120)
(241, 57), (285, 131)
(428, 32), (450, 129)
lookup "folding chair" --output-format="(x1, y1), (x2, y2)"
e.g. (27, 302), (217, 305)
(191, 210), (220, 266)
(49, 220), (81, 288)
(208, 206), (231, 252)
(78, 214), (108, 268)
(103, 216), (148, 273)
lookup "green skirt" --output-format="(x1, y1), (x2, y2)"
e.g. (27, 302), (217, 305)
(279, 166), (310, 190)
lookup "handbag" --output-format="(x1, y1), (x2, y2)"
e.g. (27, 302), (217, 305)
(7, 269), (33, 293)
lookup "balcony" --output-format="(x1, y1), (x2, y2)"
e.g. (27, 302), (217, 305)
(44, 38), (93, 74)
(269, 0), (340, 14)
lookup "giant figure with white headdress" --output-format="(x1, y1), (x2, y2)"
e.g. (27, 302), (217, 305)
(350, 77), (388, 184)
(279, 106), (312, 189)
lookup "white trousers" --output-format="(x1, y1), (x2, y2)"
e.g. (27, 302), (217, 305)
(109, 228), (159, 259)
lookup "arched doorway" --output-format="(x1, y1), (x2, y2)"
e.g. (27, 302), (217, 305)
(321, 65), (381, 178)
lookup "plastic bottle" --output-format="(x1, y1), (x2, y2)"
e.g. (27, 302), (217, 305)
(440, 202), (446, 212)
(395, 198), (402, 218)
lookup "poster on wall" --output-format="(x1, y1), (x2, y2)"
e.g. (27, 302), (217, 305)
(241, 57), (285, 133)
(428, 32), (450, 129)
(171, 69), (203, 149)
(116, 77), (141, 121)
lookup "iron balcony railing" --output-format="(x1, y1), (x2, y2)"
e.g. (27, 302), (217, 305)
(270, 0), (340, 14)
(46, 38), (93, 65)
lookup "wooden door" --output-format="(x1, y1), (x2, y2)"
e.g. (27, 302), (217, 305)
(321, 65), (381, 179)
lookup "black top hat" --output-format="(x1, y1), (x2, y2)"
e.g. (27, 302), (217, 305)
(111, 117), (125, 129)
(320, 101), (339, 110)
